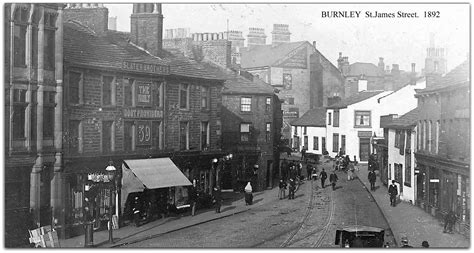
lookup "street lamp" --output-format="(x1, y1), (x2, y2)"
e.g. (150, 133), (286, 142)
(105, 161), (116, 244)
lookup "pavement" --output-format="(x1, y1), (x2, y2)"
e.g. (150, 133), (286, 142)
(59, 187), (280, 248)
(356, 164), (470, 248)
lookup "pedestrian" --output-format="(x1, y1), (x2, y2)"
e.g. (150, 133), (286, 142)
(320, 168), (327, 188)
(132, 196), (141, 227)
(244, 182), (253, 205)
(288, 179), (296, 199)
(347, 164), (354, 181)
(400, 236), (413, 248)
(311, 167), (318, 181)
(213, 187), (222, 213)
(301, 147), (306, 161)
(329, 170), (338, 191)
(443, 210), (457, 233)
(306, 163), (312, 180)
(421, 241), (429, 248)
(190, 180), (198, 216)
(388, 180), (398, 206)
(278, 179), (287, 199)
(368, 169), (377, 191)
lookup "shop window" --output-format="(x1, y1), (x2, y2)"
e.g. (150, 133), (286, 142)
(201, 86), (210, 110)
(240, 97), (251, 112)
(179, 84), (189, 109)
(240, 123), (250, 142)
(265, 97), (271, 112)
(43, 91), (55, 138)
(102, 121), (113, 153)
(102, 75), (115, 106)
(332, 133), (339, 152)
(179, 121), (189, 150)
(313, 136), (318, 150)
(354, 111), (371, 127)
(124, 78), (134, 107)
(201, 121), (209, 150)
(429, 168), (439, 208)
(328, 112), (332, 125)
(69, 71), (83, 105)
(124, 121), (134, 151)
(334, 110), (340, 127)
(266, 123), (271, 143)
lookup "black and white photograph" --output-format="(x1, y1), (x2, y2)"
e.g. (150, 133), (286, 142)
(3, 2), (470, 249)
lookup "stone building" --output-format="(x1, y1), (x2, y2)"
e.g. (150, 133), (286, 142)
(414, 60), (470, 237)
(4, 3), (64, 247)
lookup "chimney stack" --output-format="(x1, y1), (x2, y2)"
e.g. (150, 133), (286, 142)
(247, 27), (266, 49)
(411, 63), (416, 73)
(378, 57), (385, 73)
(312, 41), (316, 49)
(64, 4), (109, 34)
(271, 24), (291, 46)
(130, 3), (164, 56)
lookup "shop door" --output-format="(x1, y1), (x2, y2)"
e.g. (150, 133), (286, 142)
(417, 172), (425, 204)
(221, 163), (233, 190)
(359, 138), (370, 161)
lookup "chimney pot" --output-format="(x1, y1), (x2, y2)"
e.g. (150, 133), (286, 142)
(313, 41), (316, 48)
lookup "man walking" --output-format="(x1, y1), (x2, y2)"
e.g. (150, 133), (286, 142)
(388, 180), (398, 206)
(329, 170), (338, 191)
(320, 168), (327, 188)
(278, 179), (287, 199)
(288, 179), (296, 199)
(306, 163), (312, 180)
(368, 170), (377, 191)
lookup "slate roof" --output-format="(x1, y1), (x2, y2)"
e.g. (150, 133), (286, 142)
(222, 73), (275, 95)
(417, 60), (470, 94)
(64, 21), (227, 81)
(347, 62), (384, 77)
(326, 90), (387, 109)
(240, 41), (308, 68)
(384, 107), (420, 129)
(290, 107), (327, 127)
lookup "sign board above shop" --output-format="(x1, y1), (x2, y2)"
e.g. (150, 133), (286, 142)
(122, 61), (170, 75)
(123, 108), (163, 119)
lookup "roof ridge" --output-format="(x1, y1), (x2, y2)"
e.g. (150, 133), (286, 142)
(65, 20), (96, 36)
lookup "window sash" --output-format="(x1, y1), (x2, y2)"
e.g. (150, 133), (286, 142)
(240, 97), (251, 112)
(328, 113), (332, 125)
(334, 110), (340, 127)
(332, 133), (339, 152)
(124, 121), (134, 151)
(266, 123), (271, 142)
(102, 76), (114, 106)
(179, 84), (189, 109)
(44, 29), (55, 70)
(355, 111), (371, 127)
(201, 86), (210, 109)
(314, 137), (319, 150)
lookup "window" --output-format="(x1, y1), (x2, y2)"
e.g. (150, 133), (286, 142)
(179, 121), (189, 150)
(102, 121), (113, 153)
(404, 143), (412, 187)
(69, 120), (82, 153)
(240, 97), (251, 112)
(328, 112), (332, 125)
(12, 104), (26, 139)
(303, 126), (307, 135)
(406, 130), (412, 152)
(152, 121), (162, 150)
(435, 120), (439, 154)
(304, 136), (308, 150)
(124, 78), (134, 107)
(69, 71), (82, 104)
(266, 123), (271, 143)
(332, 133), (339, 152)
(341, 135), (346, 154)
(102, 76), (115, 106)
(427, 120), (432, 152)
(334, 110), (340, 127)
(313, 136), (319, 150)
(322, 137), (326, 152)
(44, 29), (55, 70)
(394, 130), (400, 148)
(201, 122), (210, 150)
(154, 81), (163, 107)
(399, 130), (405, 155)
(265, 97), (271, 112)
(13, 23), (27, 66)
(417, 122), (421, 150)
(31, 26), (38, 67)
(201, 86), (210, 110)
(240, 123), (250, 142)
(43, 91), (55, 138)
(354, 111), (371, 127)
(179, 84), (189, 109)
(422, 121), (426, 150)
(124, 121), (134, 151)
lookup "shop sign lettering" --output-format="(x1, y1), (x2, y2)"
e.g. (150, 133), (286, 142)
(123, 108), (163, 119)
(137, 83), (152, 105)
(122, 61), (170, 75)
(136, 121), (152, 146)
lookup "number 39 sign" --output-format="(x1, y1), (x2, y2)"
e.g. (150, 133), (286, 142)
(136, 121), (152, 146)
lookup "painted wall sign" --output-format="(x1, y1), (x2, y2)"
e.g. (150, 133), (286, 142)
(122, 61), (170, 75)
(123, 108), (163, 119)
(274, 46), (308, 69)
(283, 108), (299, 119)
(136, 121), (152, 146)
(358, 131), (373, 138)
(137, 83), (152, 106)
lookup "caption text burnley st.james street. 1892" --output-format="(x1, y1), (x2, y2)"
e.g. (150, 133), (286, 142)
(321, 11), (441, 19)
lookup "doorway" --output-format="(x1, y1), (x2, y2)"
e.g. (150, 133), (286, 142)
(359, 138), (370, 161)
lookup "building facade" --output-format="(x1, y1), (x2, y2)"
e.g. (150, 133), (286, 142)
(290, 108), (327, 155)
(4, 3), (64, 247)
(414, 60), (470, 237)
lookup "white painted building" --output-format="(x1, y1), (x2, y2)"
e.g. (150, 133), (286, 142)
(325, 79), (425, 162)
(385, 108), (420, 203)
(290, 108), (327, 155)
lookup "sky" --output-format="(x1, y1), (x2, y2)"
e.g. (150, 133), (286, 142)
(105, 3), (469, 72)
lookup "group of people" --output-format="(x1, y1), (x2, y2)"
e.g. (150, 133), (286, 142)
(318, 168), (339, 191)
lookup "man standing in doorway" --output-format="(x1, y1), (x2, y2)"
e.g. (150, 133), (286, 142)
(320, 168), (327, 188)
(388, 180), (398, 206)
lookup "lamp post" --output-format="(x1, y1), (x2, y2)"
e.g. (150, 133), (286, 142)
(105, 161), (116, 244)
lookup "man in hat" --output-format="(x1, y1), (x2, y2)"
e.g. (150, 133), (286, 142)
(421, 241), (429, 248)
(320, 168), (327, 188)
(388, 180), (398, 206)
(400, 236), (413, 248)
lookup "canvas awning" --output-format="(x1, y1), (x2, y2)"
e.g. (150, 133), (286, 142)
(121, 158), (192, 212)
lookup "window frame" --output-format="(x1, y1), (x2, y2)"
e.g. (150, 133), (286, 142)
(328, 112), (332, 126)
(201, 121), (210, 150)
(332, 133), (339, 152)
(101, 75), (116, 107)
(43, 91), (56, 139)
(101, 120), (114, 153)
(265, 97), (272, 113)
(154, 81), (163, 108)
(333, 110), (340, 127)
(313, 136), (319, 150)
(354, 110), (371, 128)
(179, 83), (190, 110)
(240, 123), (251, 142)
(266, 123), (271, 143)
(179, 121), (189, 150)
(69, 71), (83, 105)
(68, 120), (83, 154)
(201, 86), (211, 110)
(123, 78), (134, 107)
(240, 97), (252, 112)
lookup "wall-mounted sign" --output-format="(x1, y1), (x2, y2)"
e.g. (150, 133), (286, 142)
(358, 131), (373, 138)
(274, 46), (308, 69)
(122, 61), (170, 75)
(283, 108), (299, 119)
(87, 173), (113, 183)
(123, 108), (163, 119)
(137, 83), (152, 106)
(136, 121), (152, 146)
